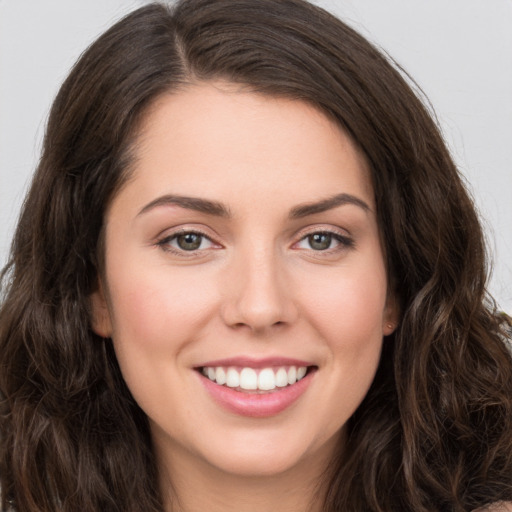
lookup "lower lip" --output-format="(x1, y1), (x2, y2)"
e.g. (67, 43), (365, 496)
(198, 370), (315, 418)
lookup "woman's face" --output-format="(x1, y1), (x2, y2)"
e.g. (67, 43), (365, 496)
(91, 82), (397, 479)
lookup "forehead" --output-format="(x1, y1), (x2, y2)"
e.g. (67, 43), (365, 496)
(120, 81), (374, 213)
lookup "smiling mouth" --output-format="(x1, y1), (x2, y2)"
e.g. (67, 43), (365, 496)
(199, 365), (316, 393)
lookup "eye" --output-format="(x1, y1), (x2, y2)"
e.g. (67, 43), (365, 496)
(295, 231), (353, 251)
(158, 231), (216, 253)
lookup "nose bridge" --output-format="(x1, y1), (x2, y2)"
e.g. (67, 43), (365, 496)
(222, 237), (295, 331)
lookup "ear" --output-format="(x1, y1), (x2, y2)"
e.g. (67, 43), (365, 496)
(382, 294), (400, 336)
(89, 279), (113, 338)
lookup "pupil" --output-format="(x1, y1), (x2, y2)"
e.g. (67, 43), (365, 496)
(309, 233), (331, 250)
(177, 233), (202, 250)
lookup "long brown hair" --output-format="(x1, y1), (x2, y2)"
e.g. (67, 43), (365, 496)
(1, 1), (511, 510)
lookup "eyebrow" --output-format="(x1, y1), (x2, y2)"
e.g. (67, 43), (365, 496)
(289, 193), (371, 218)
(137, 194), (231, 218)
(137, 192), (370, 219)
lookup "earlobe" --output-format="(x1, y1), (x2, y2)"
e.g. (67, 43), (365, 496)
(383, 295), (400, 336)
(89, 280), (113, 338)
(383, 321), (397, 335)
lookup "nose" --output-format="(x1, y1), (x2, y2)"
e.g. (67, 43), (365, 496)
(220, 245), (298, 333)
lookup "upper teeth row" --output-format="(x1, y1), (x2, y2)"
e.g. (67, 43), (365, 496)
(202, 366), (308, 391)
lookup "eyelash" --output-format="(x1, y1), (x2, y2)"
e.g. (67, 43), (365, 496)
(294, 230), (354, 253)
(156, 229), (217, 256)
(156, 228), (354, 256)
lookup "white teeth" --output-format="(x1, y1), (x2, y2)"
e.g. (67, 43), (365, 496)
(215, 367), (226, 385)
(226, 368), (240, 388)
(258, 368), (276, 390)
(239, 368), (258, 390)
(287, 366), (297, 385)
(275, 367), (289, 387)
(202, 365), (309, 391)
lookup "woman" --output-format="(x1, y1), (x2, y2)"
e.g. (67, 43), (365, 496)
(1, 0), (511, 510)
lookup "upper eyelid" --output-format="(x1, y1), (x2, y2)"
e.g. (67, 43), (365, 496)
(294, 224), (351, 239)
(161, 231), (216, 245)
(156, 225), (218, 242)
(295, 232), (352, 245)
(155, 228), (216, 250)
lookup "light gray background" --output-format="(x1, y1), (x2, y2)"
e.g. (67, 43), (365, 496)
(1, 0), (511, 314)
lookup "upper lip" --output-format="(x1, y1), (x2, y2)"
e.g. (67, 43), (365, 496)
(195, 356), (315, 369)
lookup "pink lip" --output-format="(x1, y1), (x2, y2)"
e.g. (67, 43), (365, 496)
(197, 367), (316, 418)
(195, 356), (314, 369)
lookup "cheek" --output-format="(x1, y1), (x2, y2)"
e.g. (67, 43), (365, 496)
(106, 259), (219, 351)
(287, 257), (388, 440)
(104, 261), (221, 414)
(298, 257), (388, 353)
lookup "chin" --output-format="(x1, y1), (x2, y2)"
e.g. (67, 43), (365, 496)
(194, 425), (341, 479)
(212, 450), (301, 477)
